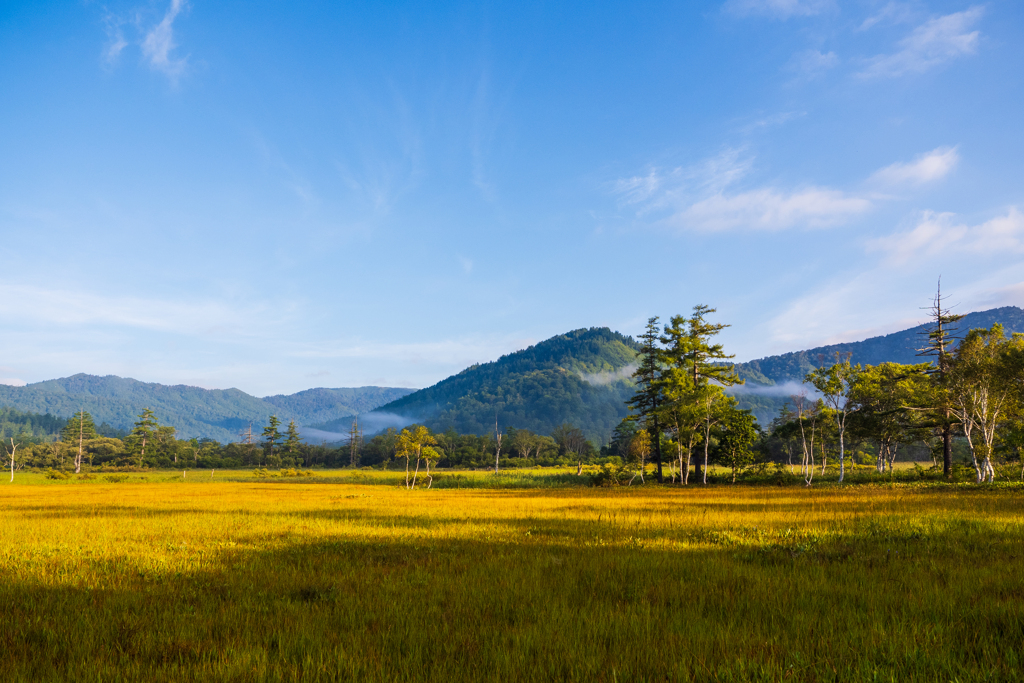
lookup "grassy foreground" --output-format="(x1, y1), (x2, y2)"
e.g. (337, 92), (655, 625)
(2, 480), (1022, 681)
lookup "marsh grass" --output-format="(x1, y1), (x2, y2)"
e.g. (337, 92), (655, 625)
(2, 481), (1022, 681)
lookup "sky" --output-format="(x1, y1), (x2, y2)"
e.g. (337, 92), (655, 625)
(1, 0), (1022, 396)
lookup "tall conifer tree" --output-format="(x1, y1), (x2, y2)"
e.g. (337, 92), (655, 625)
(628, 317), (665, 482)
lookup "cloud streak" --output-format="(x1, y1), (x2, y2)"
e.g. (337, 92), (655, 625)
(785, 49), (838, 82)
(859, 7), (984, 78)
(614, 149), (869, 231)
(141, 0), (189, 81)
(0, 284), (283, 337)
(868, 208), (1024, 265)
(868, 146), (959, 187)
(724, 0), (835, 19)
(614, 144), (962, 232)
(102, 14), (128, 65)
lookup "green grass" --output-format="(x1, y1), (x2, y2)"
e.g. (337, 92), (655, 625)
(1, 480), (1022, 681)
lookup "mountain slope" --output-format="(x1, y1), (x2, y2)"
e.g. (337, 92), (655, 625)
(360, 327), (640, 443)
(0, 375), (413, 442)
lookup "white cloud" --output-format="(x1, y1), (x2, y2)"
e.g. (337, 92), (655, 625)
(737, 111), (805, 135)
(762, 269), (927, 351)
(869, 146), (959, 186)
(859, 6), (984, 78)
(614, 150), (869, 231)
(141, 0), (189, 81)
(724, 0), (835, 19)
(0, 284), (281, 337)
(0, 378), (27, 387)
(681, 187), (870, 231)
(786, 49), (839, 81)
(868, 208), (1024, 264)
(102, 14), (128, 65)
(859, 2), (916, 31)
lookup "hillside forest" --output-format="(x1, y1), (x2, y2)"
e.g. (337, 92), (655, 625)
(3, 294), (1023, 485)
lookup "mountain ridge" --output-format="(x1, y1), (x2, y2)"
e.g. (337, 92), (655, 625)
(0, 375), (414, 442)
(735, 306), (1024, 386)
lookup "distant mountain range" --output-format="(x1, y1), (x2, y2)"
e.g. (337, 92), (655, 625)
(2, 306), (1021, 443)
(0, 375), (413, 442)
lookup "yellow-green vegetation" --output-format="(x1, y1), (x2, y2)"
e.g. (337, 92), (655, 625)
(2, 477), (1022, 681)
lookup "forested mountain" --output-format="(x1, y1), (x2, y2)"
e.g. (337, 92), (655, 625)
(0, 375), (413, 442)
(355, 328), (641, 443)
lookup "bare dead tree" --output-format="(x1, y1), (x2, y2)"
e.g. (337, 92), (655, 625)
(493, 415), (503, 474)
(348, 418), (362, 467)
(917, 278), (962, 479)
(6, 438), (19, 483)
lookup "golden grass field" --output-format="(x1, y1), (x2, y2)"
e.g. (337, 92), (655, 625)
(3, 471), (1023, 681)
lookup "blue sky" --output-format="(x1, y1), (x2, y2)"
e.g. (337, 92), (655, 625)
(1, 0), (1022, 395)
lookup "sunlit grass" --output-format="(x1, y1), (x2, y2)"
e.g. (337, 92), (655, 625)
(2, 478), (1022, 681)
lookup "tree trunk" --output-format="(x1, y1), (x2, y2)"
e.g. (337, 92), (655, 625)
(942, 418), (952, 480)
(837, 426), (846, 484)
(961, 420), (982, 483)
(702, 428), (711, 486)
(411, 456), (421, 490)
(653, 415), (663, 483)
(888, 444), (898, 472)
(425, 459), (433, 489)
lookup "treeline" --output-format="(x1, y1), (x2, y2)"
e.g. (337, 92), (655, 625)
(0, 405), (616, 474)
(620, 298), (1024, 485)
(0, 406), (124, 442)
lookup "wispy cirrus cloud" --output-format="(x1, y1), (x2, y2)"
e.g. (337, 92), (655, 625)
(868, 146), (959, 187)
(785, 49), (839, 82)
(614, 145), (961, 232)
(682, 187), (869, 231)
(868, 207), (1024, 264)
(724, 0), (835, 19)
(141, 0), (190, 82)
(0, 283), (285, 337)
(858, 1), (917, 31)
(613, 148), (868, 231)
(102, 14), (128, 65)
(859, 6), (984, 78)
